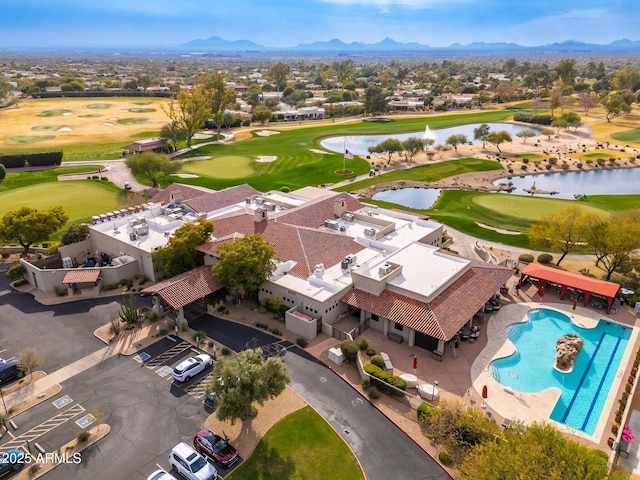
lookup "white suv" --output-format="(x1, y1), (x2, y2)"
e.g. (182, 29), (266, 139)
(172, 354), (213, 383)
(169, 442), (218, 480)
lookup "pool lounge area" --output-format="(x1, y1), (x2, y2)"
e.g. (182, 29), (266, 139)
(471, 302), (639, 444)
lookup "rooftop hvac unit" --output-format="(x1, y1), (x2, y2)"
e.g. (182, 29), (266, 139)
(345, 254), (357, 265)
(342, 213), (354, 222)
(129, 232), (137, 241)
(255, 197), (265, 205)
(263, 202), (276, 211)
(62, 256), (73, 269)
(245, 197), (252, 205)
(324, 219), (339, 230)
(339, 226), (346, 232)
(341, 258), (350, 270)
(379, 263), (393, 276)
(364, 227), (376, 236)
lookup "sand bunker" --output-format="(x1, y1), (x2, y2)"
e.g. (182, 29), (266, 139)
(62, 112), (72, 116)
(109, 117), (118, 121)
(172, 173), (199, 178)
(57, 127), (74, 132)
(193, 133), (213, 140)
(256, 155), (277, 163)
(476, 222), (521, 235)
(310, 148), (330, 154)
(102, 122), (115, 127)
(256, 130), (280, 137)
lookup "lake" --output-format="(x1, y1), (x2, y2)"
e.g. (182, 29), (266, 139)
(320, 122), (540, 156)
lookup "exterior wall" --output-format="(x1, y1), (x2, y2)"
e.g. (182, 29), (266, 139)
(58, 239), (92, 263)
(90, 230), (155, 281)
(285, 310), (317, 340)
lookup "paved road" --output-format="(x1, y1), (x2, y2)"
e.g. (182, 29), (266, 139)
(191, 314), (450, 480)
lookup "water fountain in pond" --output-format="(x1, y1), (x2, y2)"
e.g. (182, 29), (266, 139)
(423, 125), (436, 141)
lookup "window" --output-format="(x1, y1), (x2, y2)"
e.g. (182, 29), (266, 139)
(371, 314), (379, 321)
(394, 322), (403, 331)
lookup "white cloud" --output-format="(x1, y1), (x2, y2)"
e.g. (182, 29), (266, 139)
(319, 0), (468, 8)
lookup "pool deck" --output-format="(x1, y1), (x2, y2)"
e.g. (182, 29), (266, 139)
(471, 301), (638, 446)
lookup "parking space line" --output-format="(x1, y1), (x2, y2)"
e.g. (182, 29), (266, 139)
(0, 404), (85, 454)
(145, 341), (192, 369)
(184, 373), (214, 400)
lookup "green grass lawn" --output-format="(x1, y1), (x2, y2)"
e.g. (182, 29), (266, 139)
(228, 406), (363, 480)
(0, 180), (124, 224)
(612, 128), (640, 143)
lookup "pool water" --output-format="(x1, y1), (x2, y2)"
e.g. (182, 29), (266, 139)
(489, 308), (631, 435)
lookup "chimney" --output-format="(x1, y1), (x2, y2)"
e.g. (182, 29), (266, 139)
(333, 197), (347, 217)
(254, 208), (268, 222)
(169, 191), (183, 204)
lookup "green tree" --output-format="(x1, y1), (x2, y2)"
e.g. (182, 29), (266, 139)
(61, 224), (90, 245)
(267, 62), (290, 92)
(368, 138), (403, 165)
(548, 85), (563, 117)
(0, 206), (68, 256)
(554, 58), (577, 86)
(207, 348), (290, 424)
(166, 86), (212, 147)
(613, 65), (640, 92)
(0, 79), (12, 103)
(486, 131), (512, 153)
(363, 85), (387, 115)
(600, 93), (632, 122)
(137, 74), (152, 92)
(461, 423), (614, 480)
(212, 234), (276, 298)
(252, 105), (273, 124)
(560, 111), (582, 132)
(578, 92), (599, 115)
(152, 218), (214, 277)
(0, 164), (6, 181)
(401, 137), (426, 163)
(588, 212), (640, 280)
(160, 121), (188, 152)
(445, 134), (468, 153)
(200, 72), (238, 135)
(125, 152), (180, 189)
(530, 205), (594, 266)
(515, 129), (536, 143)
(473, 123), (491, 149)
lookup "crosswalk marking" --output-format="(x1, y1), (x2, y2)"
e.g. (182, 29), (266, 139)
(145, 341), (192, 368)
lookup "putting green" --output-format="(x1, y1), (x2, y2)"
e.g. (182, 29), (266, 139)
(31, 125), (64, 132)
(133, 101), (153, 105)
(117, 118), (149, 125)
(36, 109), (71, 117)
(0, 181), (121, 222)
(472, 193), (605, 222)
(612, 128), (640, 143)
(87, 104), (111, 109)
(128, 108), (156, 113)
(5, 135), (56, 145)
(182, 156), (254, 179)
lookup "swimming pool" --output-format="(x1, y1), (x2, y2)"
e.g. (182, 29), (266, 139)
(489, 308), (631, 435)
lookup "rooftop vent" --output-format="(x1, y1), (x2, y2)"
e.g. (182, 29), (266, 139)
(324, 219), (339, 230)
(255, 197), (265, 205)
(345, 254), (357, 265)
(342, 213), (354, 222)
(379, 263), (393, 276)
(364, 227), (376, 236)
(263, 202), (276, 211)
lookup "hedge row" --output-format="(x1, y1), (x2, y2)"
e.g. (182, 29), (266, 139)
(32, 91), (173, 99)
(0, 151), (63, 168)
(513, 113), (554, 125)
(364, 363), (407, 396)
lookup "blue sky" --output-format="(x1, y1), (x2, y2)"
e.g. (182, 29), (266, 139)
(1, 0), (639, 49)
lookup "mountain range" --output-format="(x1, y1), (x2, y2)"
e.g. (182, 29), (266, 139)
(180, 36), (640, 54)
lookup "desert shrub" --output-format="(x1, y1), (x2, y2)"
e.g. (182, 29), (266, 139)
(77, 430), (91, 442)
(417, 401), (438, 421)
(366, 349), (376, 357)
(438, 451), (454, 466)
(358, 336), (369, 351)
(193, 330), (207, 343)
(270, 327), (281, 335)
(158, 327), (169, 336)
(537, 253), (553, 264)
(296, 337), (308, 348)
(370, 354), (385, 369)
(217, 305), (226, 313)
(363, 363), (406, 395)
(102, 283), (120, 291)
(518, 253), (534, 263)
(340, 339), (358, 364)
(548, 157), (558, 165)
(522, 158), (529, 164)
(280, 186), (290, 193)
(5, 263), (26, 280)
(221, 347), (231, 356)
(363, 381), (380, 399)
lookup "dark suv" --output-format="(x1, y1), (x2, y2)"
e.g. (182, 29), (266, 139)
(0, 359), (25, 384)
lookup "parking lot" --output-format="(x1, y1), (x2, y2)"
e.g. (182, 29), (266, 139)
(0, 335), (242, 480)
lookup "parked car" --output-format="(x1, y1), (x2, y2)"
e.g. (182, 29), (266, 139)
(0, 359), (25, 384)
(123, 182), (132, 190)
(168, 442), (217, 480)
(147, 469), (178, 480)
(0, 448), (25, 476)
(193, 429), (239, 467)
(172, 354), (213, 383)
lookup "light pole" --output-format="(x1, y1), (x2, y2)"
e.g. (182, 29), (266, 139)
(432, 380), (439, 402)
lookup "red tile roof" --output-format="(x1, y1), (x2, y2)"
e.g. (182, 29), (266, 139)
(342, 262), (513, 340)
(140, 265), (223, 310)
(275, 192), (362, 228)
(148, 183), (212, 206)
(62, 269), (101, 284)
(183, 184), (260, 213)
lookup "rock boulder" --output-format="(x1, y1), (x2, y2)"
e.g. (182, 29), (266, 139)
(555, 334), (583, 372)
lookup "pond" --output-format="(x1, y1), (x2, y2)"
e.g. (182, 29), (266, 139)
(494, 167), (640, 199)
(372, 188), (442, 209)
(320, 122), (540, 156)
